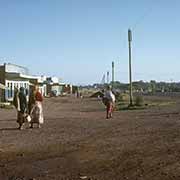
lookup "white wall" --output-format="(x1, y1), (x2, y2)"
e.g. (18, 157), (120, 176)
(5, 80), (30, 101)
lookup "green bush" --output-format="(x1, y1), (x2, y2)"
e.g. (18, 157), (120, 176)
(135, 96), (144, 106)
(117, 93), (129, 102)
(0, 103), (14, 109)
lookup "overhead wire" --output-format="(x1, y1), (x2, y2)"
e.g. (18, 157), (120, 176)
(131, 0), (161, 31)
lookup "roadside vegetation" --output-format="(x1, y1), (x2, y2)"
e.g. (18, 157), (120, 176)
(115, 93), (176, 111)
(0, 102), (14, 109)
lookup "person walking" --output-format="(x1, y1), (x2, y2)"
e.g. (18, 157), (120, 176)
(103, 85), (115, 119)
(30, 86), (44, 128)
(13, 87), (28, 130)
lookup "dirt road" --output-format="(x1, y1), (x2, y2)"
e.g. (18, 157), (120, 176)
(1, 96), (180, 180)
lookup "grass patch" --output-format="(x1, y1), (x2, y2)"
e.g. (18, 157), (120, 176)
(116, 94), (176, 111)
(0, 103), (14, 109)
(147, 101), (176, 107)
(116, 103), (148, 111)
(134, 96), (144, 106)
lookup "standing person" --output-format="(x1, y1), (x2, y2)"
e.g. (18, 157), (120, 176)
(28, 86), (36, 114)
(103, 85), (116, 119)
(30, 86), (44, 128)
(13, 87), (20, 111)
(13, 87), (28, 130)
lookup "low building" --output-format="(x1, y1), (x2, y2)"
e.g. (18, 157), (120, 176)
(47, 76), (59, 84)
(0, 62), (76, 101)
(46, 77), (61, 96)
(62, 84), (73, 94)
(47, 83), (63, 96)
(0, 63), (37, 101)
(32, 75), (47, 97)
(63, 84), (78, 94)
(0, 63), (47, 102)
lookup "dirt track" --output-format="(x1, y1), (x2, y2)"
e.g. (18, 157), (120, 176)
(1, 96), (180, 180)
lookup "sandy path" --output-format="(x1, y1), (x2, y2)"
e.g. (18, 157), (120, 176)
(0, 96), (180, 180)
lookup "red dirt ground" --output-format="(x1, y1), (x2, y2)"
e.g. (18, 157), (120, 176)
(1, 96), (180, 180)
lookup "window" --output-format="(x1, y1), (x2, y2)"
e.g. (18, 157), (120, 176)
(7, 83), (10, 98)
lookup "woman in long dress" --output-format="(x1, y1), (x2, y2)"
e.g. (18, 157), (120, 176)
(13, 87), (28, 129)
(30, 87), (44, 128)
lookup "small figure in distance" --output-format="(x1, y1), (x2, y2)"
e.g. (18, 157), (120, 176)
(102, 85), (116, 119)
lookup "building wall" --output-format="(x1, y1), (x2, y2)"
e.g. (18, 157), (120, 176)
(0, 63), (31, 101)
(0, 89), (4, 102)
(46, 84), (63, 96)
(5, 63), (29, 75)
(5, 80), (30, 101)
(38, 84), (47, 97)
(63, 84), (73, 94)
(0, 65), (6, 101)
(46, 76), (59, 84)
(0, 65), (5, 84)
(51, 85), (61, 96)
(0, 63), (51, 101)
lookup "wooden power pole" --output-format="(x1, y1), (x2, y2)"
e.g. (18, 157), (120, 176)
(107, 71), (109, 84)
(128, 29), (133, 106)
(112, 61), (114, 87)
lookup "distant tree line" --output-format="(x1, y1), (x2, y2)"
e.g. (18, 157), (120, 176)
(80, 80), (180, 93)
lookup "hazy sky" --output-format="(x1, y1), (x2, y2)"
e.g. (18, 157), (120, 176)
(0, 0), (179, 84)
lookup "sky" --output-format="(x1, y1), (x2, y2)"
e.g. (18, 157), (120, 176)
(0, 0), (179, 85)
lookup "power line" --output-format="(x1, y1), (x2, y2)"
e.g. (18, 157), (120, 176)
(131, 0), (161, 31)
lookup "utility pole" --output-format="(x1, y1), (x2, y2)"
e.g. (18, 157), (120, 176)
(112, 61), (114, 88)
(107, 71), (109, 84)
(128, 29), (133, 106)
(101, 74), (105, 85)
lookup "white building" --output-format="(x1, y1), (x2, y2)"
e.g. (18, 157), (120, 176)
(0, 63), (47, 102)
(46, 76), (60, 84)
